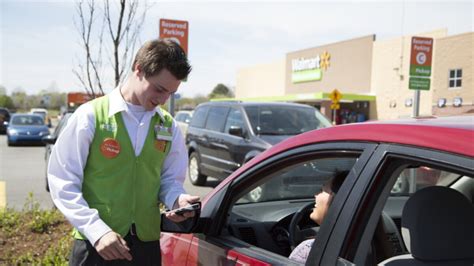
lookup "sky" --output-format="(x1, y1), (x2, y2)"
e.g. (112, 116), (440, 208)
(0, 0), (472, 98)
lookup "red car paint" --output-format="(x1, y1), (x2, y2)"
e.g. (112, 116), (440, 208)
(161, 116), (474, 264)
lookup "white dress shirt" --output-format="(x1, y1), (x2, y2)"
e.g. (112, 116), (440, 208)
(47, 88), (187, 246)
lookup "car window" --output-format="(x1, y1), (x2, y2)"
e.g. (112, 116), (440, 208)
(205, 106), (230, 132)
(224, 151), (363, 261)
(11, 115), (44, 125)
(236, 156), (358, 204)
(175, 113), (184, 122)
(224, 108), (245, 134)
(244, 105), (331, 135)
(390, 166), (461, 195)
(347, 150), (473, 265)
(53, 114), (71, 137)
(189, 106), (209, 128)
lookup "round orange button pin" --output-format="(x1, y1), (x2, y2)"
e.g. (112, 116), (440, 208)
(100, 138), (121, 159)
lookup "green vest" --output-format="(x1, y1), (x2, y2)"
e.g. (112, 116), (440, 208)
(72, 95), (173, 242)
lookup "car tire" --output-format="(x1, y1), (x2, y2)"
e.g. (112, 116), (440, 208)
(189, 152), (207, 186)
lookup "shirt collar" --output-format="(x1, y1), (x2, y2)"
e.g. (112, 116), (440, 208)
(108, 86), (166, 121)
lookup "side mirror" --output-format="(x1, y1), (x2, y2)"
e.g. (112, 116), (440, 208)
(161, 204), (201, 233)
(229, 126), (244, 138)
(42, 135), (56, 145)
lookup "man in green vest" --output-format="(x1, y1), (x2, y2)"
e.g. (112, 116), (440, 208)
(48, 39), (199, 265)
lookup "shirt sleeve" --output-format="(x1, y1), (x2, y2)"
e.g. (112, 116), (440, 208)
(159, 119), (187, 209)
(289, 239), (315, 263)
(47, 103), (112, 246)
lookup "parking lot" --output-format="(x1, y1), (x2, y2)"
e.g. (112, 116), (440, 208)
(0, 133), (215, 210)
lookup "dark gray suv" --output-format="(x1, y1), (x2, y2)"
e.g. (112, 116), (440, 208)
(186, 101), (331, 186)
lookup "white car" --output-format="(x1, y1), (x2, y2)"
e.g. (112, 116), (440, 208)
(174, 110), (193, 136)
(30, 108), (51, 127)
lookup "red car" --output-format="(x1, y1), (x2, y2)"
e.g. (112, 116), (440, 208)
(161, 116), (474, 265)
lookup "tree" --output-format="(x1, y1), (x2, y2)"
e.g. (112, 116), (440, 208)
(0, 95), (14, 109)
(208, 83), (234, 99)
(176, 95), (209, 110)
(0, 85), (7, 95)
(73, 0), (149, 97)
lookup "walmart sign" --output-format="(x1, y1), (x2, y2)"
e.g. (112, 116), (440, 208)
(291, 52), (331, 83)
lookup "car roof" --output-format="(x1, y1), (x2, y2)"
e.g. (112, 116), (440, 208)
(206, 116), (474, 201)
(201, 101), (314, 108)
(272, 115), (474, 157)
(12, 113), (44, 118)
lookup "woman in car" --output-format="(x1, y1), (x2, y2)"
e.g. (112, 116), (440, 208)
(289, 171), (348, 263)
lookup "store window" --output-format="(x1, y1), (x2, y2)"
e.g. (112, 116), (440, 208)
(448, 69), (462, 88)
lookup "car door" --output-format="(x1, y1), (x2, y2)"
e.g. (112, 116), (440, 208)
(199, 106), (231, 179)
(311, 143), (474, 265)
(184, 142), (376, 265)
(219, 107), (260, 175)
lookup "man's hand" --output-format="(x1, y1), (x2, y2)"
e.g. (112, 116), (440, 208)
(94, 231), (132, 261)
(165, 194), (200, 223)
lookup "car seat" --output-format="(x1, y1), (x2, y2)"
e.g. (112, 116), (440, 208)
(379, 186), (474, 265)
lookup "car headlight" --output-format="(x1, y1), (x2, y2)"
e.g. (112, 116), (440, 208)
(8, 129), (18, 135)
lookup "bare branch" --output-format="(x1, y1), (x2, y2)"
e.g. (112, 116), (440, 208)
(74, 0), (148, 93)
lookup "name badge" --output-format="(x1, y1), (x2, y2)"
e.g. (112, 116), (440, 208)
(100, 138), (121, 159)
(154, 125), (172, 141)
(155, 140), (167, 152)
(100, 123), (117, 132)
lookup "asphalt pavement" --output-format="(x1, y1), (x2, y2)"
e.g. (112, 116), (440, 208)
(0, 132), (215, 210)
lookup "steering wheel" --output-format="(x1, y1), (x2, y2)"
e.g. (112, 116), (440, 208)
(288, 202), (319, 250)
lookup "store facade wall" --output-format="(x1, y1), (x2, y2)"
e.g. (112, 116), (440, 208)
(235, 59), (286, 99)
(431, 32), (474, 116)
(285, 35), (374, 122)
(285, 35), (374, 95)
(371, 29), (447, 120)
(234, 29), (472, 122)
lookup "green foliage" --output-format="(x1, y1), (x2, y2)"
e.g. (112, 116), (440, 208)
(40, 235), (71, 265)
(1, 192), (72, 264)
(0, 207), (21, 235)
(0, 95), (14, 108)
(10, 235), (71, 265)
(176, 95), (209, 110)
(23, 192), (63, 233)
(208, 83), (234, 99)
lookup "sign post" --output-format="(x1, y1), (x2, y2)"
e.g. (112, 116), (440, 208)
(409, 36), (433, 117)
(159, 18), (189, 116)
(329, 89), (342, 125)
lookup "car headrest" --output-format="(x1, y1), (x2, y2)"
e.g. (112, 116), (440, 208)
(401, 186), (474, 261)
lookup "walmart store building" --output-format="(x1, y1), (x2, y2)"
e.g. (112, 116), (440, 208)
(232, 29), (473, 123)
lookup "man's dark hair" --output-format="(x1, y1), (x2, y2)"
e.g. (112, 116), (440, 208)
(132, 39), (192, 80)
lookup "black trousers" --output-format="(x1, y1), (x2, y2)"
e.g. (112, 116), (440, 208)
(69, 232), (161, 266)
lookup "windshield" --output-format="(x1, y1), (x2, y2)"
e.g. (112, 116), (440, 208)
(11, 115), (45, 126)
(244, 105), (331, 135)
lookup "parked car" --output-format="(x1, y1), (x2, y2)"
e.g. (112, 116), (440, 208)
(6, 114), (50, 146)
(0, 107), (11, 134)
(30, 108), (52, 127)
(186, 101), (332, 186)
(174, 110), (193, 136)
(42, 113), (72, 191)
(161, 115), (474, 266)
